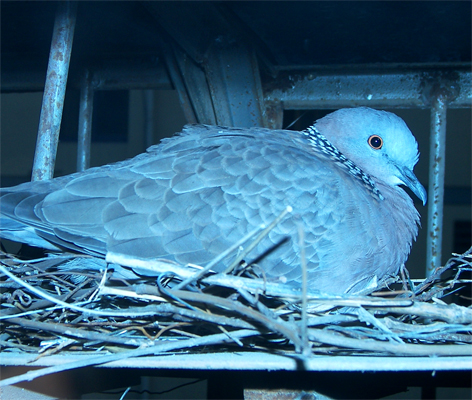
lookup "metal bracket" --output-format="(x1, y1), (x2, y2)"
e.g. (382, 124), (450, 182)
(146, 2), (268, 127)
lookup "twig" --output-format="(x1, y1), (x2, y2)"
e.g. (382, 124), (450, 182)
(1, 240), (471, 381)
(200, 272), (414, 305)
(223, 206), (293, 274)
(373, 301), (472, 324)
(94, 287), (256, 329)
(297, 221), (310, 355)
(413, 248), (472, 297)
(308, 328), (472, 356)
(138, 284), (304, 351)
(0, 329), (258, 387)
(355, 307), (403, 343)
(173, 225), (264, 290)
(4, 317), (145, 347)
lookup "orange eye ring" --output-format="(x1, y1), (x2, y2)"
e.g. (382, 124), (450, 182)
(368, 135), (383, 150)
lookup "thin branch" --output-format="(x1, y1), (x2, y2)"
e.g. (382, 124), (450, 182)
(4, 317), (145, 347)
(223, 206), (293, 274)
(0, 329), (259, 387)
(373, 301), (472, 324)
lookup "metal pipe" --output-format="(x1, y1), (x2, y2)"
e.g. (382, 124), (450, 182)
(143, 90), (154, 149)
(264, 71), (471, 110)
(426, 95), (448, 276)
(1, 61), (172, 93)
(77, 70), (94, 172)
(1, 351), (470, 371)
(92, 62), (172, 91)
(31, 1), (77, 181)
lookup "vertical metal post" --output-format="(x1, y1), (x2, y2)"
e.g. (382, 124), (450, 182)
(426, 95), (447, 276)
(77, 70), (94, 171)
(31, 1), (77, 181)
(143, 89), (154, 149)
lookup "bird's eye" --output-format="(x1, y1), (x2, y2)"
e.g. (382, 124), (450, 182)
(368, 135), (383, 150)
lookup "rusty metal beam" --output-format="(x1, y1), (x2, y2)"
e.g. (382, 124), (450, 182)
(264, 70), (471, 109)
(146, 2), (267, 127)
(31, 1), (77, 181)
(426, 96), (448, 276)
(172, 44), (217, 125)
(203, 38), (267, 127)
(1, 60), (172, 93)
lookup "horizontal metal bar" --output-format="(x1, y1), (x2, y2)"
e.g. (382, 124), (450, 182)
(1, 60), (172, 92)
(265, 70), (472, 109)
(91, 61), (172, 91)
(1, 352), (471, 372)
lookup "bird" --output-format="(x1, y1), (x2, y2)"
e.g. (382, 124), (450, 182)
(0, 107), (426, 295)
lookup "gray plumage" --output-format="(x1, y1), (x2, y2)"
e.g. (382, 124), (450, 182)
(0, 107), (426, 294)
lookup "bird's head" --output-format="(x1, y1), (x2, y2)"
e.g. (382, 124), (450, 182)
(314, 107), (427, 205)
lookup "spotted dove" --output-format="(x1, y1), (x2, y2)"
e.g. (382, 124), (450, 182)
(0, 107), (426, 294)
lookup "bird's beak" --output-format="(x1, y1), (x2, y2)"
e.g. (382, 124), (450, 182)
(398, 166), (427, 206)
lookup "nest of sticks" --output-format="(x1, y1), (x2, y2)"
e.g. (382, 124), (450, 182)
(1, 222), (471, 385)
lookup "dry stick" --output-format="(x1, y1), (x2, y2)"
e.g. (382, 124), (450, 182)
(0, 264), (104, 316)
(399, 332), (472, 343)
(4, 317), (145, 347)
(308, 328), (472, 356)
(41, 277), (97, 321)
(216, 325), (245, 347)
(36, 338), (77, 359)
(355, 307), (403, 344)
(0, 339), (35, 352)
(373, 301), (472, 324)
(201, 273), (413, 305)
(167, 287), (304, 350)
(297, 221), (310, 356)
(0, 299), (94, 321)
(382, 316), (465, 334)
(1, 263), (251, 326)
(173, 225), (264, 290)
(415, 261), (471, 303)
(0, 329), (258, 387)
(223, 206), (293, 274)
(236, 288), (280, 322)
(0, 251), (81, 267)
(99, 289), (256, 330)
(413, 248), (472, 296)
(0, 264), (180, 318)
(135, 284), (303, 350)
(381, 318), (472, 343)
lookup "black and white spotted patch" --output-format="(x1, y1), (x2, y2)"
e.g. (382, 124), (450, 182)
(303, 126), (384, 201)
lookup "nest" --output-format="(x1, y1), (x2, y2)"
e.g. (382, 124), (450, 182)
(1, 228), (471, 386)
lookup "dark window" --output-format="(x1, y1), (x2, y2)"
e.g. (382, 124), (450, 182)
(454, 220), (472, 254)
(60, 89), (129, 143)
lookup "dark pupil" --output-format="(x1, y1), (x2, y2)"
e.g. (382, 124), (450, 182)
(370, 136), (381, 148)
